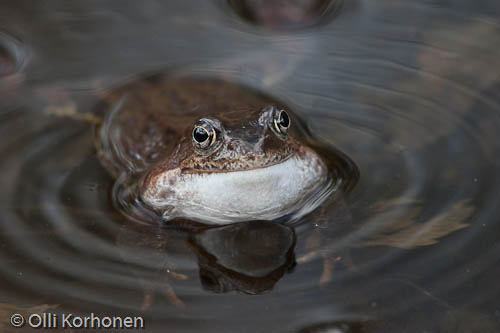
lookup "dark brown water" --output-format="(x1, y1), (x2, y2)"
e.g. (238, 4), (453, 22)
(1, 1), (500, 332)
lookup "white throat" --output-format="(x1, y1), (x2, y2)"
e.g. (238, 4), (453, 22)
(141, 147), (331, 224)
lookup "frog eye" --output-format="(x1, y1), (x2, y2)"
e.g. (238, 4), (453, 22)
(192, 120), (217, 149)
(272, 108), (291, 135)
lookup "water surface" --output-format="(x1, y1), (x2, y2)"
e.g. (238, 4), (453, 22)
(1, 1), (500, 332)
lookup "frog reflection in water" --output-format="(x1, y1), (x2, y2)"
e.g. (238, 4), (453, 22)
(97, 75), (350, 224)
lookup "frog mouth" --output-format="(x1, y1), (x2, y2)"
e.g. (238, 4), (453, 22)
(182, 151), (295, 174)
(179, 144), (298, 174)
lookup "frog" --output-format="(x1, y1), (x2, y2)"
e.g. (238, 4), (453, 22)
(91, 73), (360, 308)
(95, 73), (358, 225)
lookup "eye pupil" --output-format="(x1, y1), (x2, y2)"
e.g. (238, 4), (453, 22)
(192, 119), (219, 150)
(272, 108), (291, 136)
(193, 127), (209, 143)
(279, 111), (290, 128)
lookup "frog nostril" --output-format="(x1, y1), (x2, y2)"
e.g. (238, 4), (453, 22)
(227, 138), (260, 155)
(243, 133), (262, 146)
(229, 128), (263, 147)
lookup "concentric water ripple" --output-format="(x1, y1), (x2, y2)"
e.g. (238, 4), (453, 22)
(0, 31), (27, 91)
(0, 1), (500, 332)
